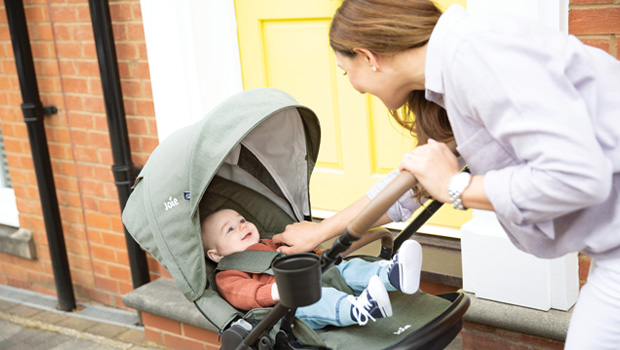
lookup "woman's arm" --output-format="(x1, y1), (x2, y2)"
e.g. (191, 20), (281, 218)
(399, 140), (494, 211)
(272, 196), (392, 255)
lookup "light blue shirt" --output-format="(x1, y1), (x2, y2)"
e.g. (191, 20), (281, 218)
(371, 5), (620, 260)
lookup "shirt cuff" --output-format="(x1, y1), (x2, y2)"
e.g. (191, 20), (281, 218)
(483, 168), (525, 225)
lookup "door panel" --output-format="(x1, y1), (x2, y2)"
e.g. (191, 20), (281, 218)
(235, 0), (471, 230)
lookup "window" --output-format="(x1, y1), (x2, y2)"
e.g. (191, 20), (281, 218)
(0, 128), (19, 227)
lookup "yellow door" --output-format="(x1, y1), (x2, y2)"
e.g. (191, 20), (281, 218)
(235, 0), (470, 231)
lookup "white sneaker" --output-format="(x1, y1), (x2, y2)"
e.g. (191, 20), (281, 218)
(348, 275), (392, 326)
(387, 240), (422, 294)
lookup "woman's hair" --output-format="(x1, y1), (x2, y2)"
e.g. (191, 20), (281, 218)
(330, 0), (454, 200)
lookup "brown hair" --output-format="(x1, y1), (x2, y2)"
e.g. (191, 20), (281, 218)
(330, 0), (454, 200)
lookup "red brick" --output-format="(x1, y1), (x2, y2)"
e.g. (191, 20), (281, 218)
(49, 5), (78, 22)
(163, 332), (205, 350)
(571, 0), (612, 3)
(121, 80), (141, 97)
(130, 2), (142, 20)
(36, 23), (54, 40)
(68, 112), (94, 129)
(59, 60), (76, 75)
(95, 275), (118, 292)
(62, 76), (88, 93)
(118, 281), (134, 295)
(52, 23), (72, 40)
(85, 212), (111, 230)
(569, 8), (620, 35)
(143, 313), (182, 335)
(24, 6), (49, 22)
(135, 100), (154, 116)
(101, 231), (125, 249)
(579, 253), (592, 280)
(88, 78), (103, 94)
(110, 216), (124, 233)
(82, 42), (96, 58)
(75, 60), (101, 77)
(115, 42), (137, 59)
(183, 324), (221, 345)
(91, 244), (116, 261)
(88, 131), (111, 148)
(137, 43), (148, 59)
(56, 42), (82, 58)
(80, 286), (113, 305)
(73, 145), (99, 162)
(143, 81), (153, 98)
(59, 206), (83, 224)
(117, 61), (130, 78)
(107, 264), (130, 281)
(112, 23), (127, 41)
(127, 23), (145, 40)
(109, 3), (134, 21)
(99, 148), (113, 164)
(1, 60), (17, 74)
(65, 95), (84, 110)
(76, 4), (91, 22)
(73, 23), (93, 40)
(496, 328), (564, 350)
(83, 96), (105, 113)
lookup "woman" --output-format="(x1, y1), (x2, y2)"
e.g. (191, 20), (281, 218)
(272, 0), (620, 348)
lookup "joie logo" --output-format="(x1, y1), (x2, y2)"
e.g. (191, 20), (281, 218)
(393, 324), (411, 335)
(164, 197), (179, 211)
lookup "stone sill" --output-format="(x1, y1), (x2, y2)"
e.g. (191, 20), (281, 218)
(123, 278), (220, 333)
(123, 278), (572, 342)
(463, 292), (571, 341)
(0, 225), (36, 260)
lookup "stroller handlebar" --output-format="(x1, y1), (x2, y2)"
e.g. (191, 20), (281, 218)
(346, 140), (458, 238)
(347, 171), (417, 238)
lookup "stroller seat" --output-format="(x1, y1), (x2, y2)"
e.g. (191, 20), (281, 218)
(122, 88), (469, 349)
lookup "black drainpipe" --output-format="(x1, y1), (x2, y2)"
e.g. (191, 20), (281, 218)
(5, 0), (76, 311)
(88, 0), (150, 289)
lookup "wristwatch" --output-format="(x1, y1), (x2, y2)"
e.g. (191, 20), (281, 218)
(448, 172), (472, 210)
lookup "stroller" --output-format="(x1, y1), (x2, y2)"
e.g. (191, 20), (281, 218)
(122, 88), (469, 349)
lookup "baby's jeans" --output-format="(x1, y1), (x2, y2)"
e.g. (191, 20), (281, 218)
(295, 258), (394, 329)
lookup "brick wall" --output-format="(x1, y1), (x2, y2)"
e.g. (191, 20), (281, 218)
(0, 0), (168, 308)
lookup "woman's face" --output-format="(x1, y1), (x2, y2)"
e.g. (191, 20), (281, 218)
(335, 50), (413, 110)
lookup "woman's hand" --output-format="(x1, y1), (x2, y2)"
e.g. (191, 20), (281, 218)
(399, 139), (460, 203)
(272, 221), (325, 255)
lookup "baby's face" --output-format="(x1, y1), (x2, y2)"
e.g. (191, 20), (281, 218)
(204, 209), (260, 261)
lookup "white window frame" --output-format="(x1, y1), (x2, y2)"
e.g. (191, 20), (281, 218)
(0, 133), (19, 227)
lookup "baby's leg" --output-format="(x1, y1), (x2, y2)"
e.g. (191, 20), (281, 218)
(295, 287), (357, 329)
(336, 258), (387, 294)
(338, 240), (423, 295)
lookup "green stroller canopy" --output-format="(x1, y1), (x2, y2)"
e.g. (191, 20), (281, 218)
(122, 88), (320, 303)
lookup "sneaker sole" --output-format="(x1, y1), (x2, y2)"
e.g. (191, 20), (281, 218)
(368, 276), (393, 318)
(399, 240), (422, 294)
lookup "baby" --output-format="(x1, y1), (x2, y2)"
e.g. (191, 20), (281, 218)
(202, 209), (422, 330)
